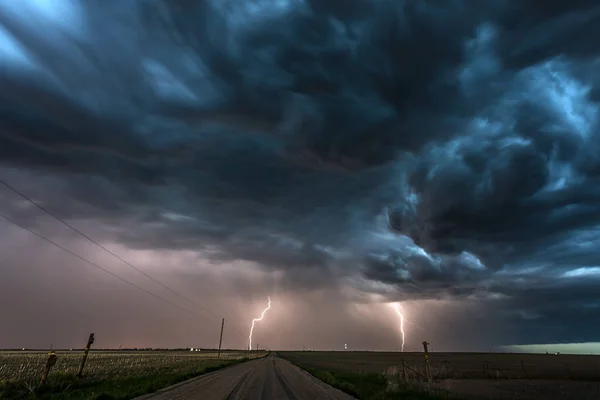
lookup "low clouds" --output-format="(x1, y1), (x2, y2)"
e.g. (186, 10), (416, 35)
(1, 0), (600, 346)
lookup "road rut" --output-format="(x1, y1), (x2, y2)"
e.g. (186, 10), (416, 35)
(135, 355), (356, 400)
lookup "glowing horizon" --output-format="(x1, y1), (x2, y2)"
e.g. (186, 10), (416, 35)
(504, 342), (600, 355)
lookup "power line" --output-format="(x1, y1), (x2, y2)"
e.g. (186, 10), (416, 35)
(0, 210), (199, 318)
(0, 212), (232, 342)
(0, 178), (249, 340)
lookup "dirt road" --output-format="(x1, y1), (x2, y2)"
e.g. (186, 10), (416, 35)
(135, 355), (356, 400)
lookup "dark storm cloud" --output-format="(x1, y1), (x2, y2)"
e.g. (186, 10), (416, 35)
(1, 0), (600, 344)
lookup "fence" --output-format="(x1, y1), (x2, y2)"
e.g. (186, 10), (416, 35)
(382, 353), (600, 382)
(280, 350), (600, 382)
(0, 349), (266, 384)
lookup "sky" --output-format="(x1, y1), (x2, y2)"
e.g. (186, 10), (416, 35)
(0, 0), (599, 352)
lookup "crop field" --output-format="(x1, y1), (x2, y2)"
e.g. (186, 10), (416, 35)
(0, 350), (267, 400)
(0, 350), (260, 382)
(280, 351), (600, 400)
(280, 351), (600, 380)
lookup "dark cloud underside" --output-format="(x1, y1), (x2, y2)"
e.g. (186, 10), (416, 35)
(1, 0), (599, 346)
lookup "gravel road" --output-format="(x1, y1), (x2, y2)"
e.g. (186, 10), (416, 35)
(135, 355), (356, 400)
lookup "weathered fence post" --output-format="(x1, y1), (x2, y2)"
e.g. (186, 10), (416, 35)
(77, 333), (95, 378)
(521, 360), (529, 379)
(218, 318), (224, 359)
(422, 341), (433, 395)
(401, 355), (406, 383)
(422, 341), (432, 383)
(40, 351), (57, 385)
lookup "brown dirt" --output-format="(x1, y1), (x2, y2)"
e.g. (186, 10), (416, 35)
(135, 355), (356, 400)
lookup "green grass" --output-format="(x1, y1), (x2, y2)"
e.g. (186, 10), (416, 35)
(0, 357), (251, 400)
(279, 354), (462, 400)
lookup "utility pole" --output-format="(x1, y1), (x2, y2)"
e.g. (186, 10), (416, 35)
(218, 318), (225, 359)
(77, 333), (95, 378)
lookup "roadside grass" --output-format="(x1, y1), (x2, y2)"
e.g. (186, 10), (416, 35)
(281, 356), (462, 400)
(0, 357), (252, 400)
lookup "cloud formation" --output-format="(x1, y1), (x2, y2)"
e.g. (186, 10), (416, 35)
(1, 0), (600, 345)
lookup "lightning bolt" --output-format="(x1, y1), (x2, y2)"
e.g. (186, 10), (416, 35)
(248, 296), (271, 351)
(392, 303), (405, 352)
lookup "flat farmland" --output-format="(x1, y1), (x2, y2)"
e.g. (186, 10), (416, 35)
(279, 351), (600, 380)
(0, 350), (256, 382)
(279, 351), (600, 400)
(0, 350), (266, 400)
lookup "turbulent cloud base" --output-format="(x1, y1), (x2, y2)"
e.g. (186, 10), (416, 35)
(1, 0), (599, 346)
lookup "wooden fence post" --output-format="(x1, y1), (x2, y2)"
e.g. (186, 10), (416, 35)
(77, 333), (95, 378)
(422, 341), (432, 383)
(40, 351), (57, 385)
(218, 318), (224, 359)
(401, 355), (406, 383)
(521, 360), (529, 379)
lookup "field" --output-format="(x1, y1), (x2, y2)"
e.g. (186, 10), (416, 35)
(0, 350), (253, 382)
(279, 351), (600, 400)
(4, 350), (600, 399)
(0, 350), (266, 400)
(279, 351), (600, 380)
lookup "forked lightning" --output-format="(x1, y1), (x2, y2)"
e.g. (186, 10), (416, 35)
(392, 303), (405, 352)
(248, 296), (271, 350)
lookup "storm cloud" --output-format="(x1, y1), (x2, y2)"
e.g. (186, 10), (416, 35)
(1, 0), (599, 348)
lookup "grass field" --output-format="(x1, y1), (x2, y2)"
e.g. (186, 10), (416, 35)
(279, 351), (600, 400)
(280, 351), (600, 380)
(0, 350), (266, 400)
(279, 351), (460, 400)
